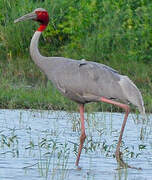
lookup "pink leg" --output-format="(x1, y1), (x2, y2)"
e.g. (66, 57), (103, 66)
(100, 97), (130, 163)
(75, 104), (86, 167)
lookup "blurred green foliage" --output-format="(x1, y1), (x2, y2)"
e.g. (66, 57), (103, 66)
(0, 0), (152, 62)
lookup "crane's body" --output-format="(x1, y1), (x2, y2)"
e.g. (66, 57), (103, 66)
(31, 31), (145, 113)
(15, 8), (145, 169)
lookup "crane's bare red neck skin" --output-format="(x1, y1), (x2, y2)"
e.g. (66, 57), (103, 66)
(35, 11), (49, 32)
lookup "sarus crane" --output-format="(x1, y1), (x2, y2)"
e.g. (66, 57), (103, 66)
(14, 8), (145, 169)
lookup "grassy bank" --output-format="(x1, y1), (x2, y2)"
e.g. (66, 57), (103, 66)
(1, 56), (152, 113)
(0, 0), (152, 112)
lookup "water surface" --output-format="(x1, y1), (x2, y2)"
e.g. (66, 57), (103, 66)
(0, 109), (151, 180)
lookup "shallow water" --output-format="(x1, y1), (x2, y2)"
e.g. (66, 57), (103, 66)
(0, 109), (151, 180)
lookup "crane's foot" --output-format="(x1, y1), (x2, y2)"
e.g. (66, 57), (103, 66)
(115, 151), (142, 170)
(75, 165), (82, 170)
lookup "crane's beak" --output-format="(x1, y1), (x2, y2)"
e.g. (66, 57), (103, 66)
(14, 12), (37, 23)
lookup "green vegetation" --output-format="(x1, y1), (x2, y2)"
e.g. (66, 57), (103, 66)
(0, 0), (152, 112)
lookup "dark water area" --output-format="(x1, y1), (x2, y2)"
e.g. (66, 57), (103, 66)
(0, 109), (151, 180)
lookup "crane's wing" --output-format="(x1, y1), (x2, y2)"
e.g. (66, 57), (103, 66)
(79, 59), (119, 74)
(46, 59), (124, 103)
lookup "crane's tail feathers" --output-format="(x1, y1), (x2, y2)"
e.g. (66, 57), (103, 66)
(119, 76), (146, 117)
(138, 105), (145, 116)
(138, 105), (146, 122)
(137, 90), (146, 118)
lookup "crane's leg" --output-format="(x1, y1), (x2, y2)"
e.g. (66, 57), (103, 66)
(100, 97), (130, 167)
(75, 104), (86, 168)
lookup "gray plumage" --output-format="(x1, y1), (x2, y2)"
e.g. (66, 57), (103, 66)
(30, 31), (145, 115)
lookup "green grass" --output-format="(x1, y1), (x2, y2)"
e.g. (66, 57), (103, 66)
(0, 0), (152, 112)
(0, 57), (152, 113)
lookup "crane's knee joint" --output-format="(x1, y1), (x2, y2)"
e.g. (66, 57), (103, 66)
(80, 133), (86, 143)
(125, 106), (130, 113)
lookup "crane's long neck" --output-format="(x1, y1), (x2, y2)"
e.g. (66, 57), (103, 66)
(30, 30), (44, 68)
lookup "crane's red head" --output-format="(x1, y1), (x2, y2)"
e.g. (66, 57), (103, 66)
(14, 8), (49, 32)
(35, 8), (49, 31)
